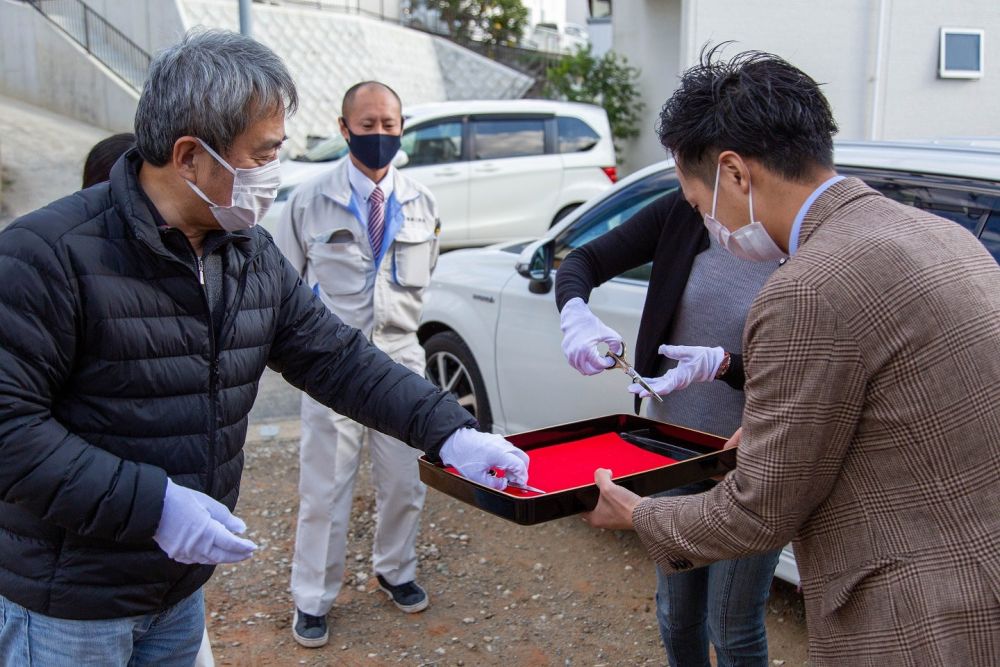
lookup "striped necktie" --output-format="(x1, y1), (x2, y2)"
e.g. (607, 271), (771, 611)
(368, 186), (385, 260)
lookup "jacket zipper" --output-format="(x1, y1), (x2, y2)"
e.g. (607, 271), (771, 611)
(133, 226), (263, 496)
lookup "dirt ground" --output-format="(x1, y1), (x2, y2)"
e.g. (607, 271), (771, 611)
(204, 374), (810, 667)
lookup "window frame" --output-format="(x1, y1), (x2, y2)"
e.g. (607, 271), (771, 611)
(841, 165), (1000, 240)
(939, 28), (985, 80)
(399, 115), (469, 168)
(468, 113), (556, 161)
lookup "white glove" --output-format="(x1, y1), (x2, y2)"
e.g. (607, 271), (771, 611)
(439, 427), (530, 491)
(627, 345), (726, 398)
(559, 297), (624, 376)
(153, 479), (257, 565)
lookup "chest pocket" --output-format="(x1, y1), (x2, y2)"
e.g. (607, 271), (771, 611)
(392, 225), (437, 288)
(308, 228), (367, 295)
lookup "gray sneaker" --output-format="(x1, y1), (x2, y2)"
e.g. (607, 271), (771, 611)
(376, 574), (430, 613)
(292, 607), (328, 648)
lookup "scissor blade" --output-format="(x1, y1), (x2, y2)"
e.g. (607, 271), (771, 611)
(633, 374), (664, 403)
(506, 481), (546, 494)
(609, 350), (664, 403)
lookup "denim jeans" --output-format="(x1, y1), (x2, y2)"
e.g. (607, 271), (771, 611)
(0, 588), (204, 667)
(654, 482), (780, 667)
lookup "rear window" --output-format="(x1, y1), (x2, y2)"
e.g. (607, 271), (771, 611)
(557, 117), (600, 153)
(472, 119), (545, 159)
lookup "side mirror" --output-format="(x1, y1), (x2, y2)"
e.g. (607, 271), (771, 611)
(392, 149), (410, 169)
(515, 239), (555, 294)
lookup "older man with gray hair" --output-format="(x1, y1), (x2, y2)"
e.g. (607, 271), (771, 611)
(0, 29), (528, 665)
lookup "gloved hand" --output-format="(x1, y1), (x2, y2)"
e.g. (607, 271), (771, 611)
(153, 479), (257, 565)
(439, 427), (530, 491)
(559, 297), (624, 376)
(627, 344), (726, 398)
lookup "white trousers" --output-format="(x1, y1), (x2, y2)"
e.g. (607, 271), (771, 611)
(290, 346), (427, 616)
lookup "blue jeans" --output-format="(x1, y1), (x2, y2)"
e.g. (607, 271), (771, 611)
(654, 482), (780, 667)
(0, 588), (204, 667)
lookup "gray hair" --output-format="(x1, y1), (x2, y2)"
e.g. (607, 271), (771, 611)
(135, 29), (298, 166)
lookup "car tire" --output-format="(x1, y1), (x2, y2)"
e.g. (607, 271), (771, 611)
(423, 331), (493, 432)
(551, 203), (580, 227)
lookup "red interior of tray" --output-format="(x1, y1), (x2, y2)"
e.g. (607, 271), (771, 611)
(443, 432), (678, 496)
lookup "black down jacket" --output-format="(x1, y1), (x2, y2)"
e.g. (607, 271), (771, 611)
(0, 151), (474, 620)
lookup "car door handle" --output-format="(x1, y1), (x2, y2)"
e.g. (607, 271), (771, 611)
(474, 164), (500, 173)
(433, 168), (462, 177)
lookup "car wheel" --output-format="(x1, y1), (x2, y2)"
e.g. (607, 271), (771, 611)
(423, 331), (493, 431)
(551, 203), (580, 227)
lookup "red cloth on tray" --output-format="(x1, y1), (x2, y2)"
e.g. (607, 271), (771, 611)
(445, 432), (677, 496)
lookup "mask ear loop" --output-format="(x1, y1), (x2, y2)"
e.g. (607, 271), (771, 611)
(710, 162), (721, 218)
(197, 139), (237, 177)
(746, 167), (756, 225)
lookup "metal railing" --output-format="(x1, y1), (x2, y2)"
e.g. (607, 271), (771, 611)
(277, 0), (399, 22)
(21, 0), (151, 92)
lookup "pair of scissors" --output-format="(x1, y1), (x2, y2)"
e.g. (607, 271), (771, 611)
(607, 342), (664, 403)
(488, 470), (546, 494)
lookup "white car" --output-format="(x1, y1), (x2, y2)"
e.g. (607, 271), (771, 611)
(418, 141), (1000, 585)
(523, 22), (590, 54)
(263, 100), (617, 249)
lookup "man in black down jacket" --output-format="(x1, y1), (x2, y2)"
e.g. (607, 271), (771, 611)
(0, 29), (527, 665)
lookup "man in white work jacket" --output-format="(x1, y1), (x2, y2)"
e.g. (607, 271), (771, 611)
(276, 81), (441, 648)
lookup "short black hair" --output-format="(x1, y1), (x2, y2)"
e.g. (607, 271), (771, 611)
(657, 44), (838, 183)
(82, 132), (136, 188)
(341, 81), (402, 121)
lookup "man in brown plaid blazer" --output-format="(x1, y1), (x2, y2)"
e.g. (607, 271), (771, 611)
(583, 48), (1000, 666)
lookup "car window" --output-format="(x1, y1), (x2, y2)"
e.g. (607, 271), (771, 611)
(400, 121), (463, 167)
(472, 118), (545, 159)
(554, 170), (680, 282)
(976, 212), (1000, 261)
(557, 117), (600, 153)
(845, 168), (995, 237)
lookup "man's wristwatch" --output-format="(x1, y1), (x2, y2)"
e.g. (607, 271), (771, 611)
(715, 351), (732, 380)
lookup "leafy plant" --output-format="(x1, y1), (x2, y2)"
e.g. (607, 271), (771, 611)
(428, 0), (529, 47)
(545, 46), (645, 159)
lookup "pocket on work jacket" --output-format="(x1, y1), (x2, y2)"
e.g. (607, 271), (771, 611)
(309, 228), (367, 295)
(392, 227), (437, 288)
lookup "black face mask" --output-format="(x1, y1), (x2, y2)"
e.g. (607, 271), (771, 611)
(347, 130), (401, 170)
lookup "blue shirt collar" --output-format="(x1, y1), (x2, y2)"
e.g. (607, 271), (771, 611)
(788, 174), (845, 255)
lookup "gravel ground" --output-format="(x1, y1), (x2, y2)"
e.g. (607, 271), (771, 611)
(204, 372), (810, 666)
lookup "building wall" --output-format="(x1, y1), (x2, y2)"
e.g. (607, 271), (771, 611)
(0, 0), (138, 132)
(614, 0), (1000, 175)
(612, 0), (682, 175)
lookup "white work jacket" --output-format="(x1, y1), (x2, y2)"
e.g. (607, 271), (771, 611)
(275, 159), (440, 358)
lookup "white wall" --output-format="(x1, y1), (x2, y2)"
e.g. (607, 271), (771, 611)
(614, 0), (1000, 175)
(877, 1), (1000, 139)
(0, 0), (138, 132)
(612, 0), (682, 175)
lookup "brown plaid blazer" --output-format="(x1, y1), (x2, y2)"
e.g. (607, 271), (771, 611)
(633, 178), (1000, 665)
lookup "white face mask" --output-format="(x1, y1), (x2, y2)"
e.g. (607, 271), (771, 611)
(186, 139), (281, 232)
(702, 163), (787, 263)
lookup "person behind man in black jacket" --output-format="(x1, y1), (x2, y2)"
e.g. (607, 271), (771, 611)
(555, 185), (781, 666)
(0, 29), (527, 666)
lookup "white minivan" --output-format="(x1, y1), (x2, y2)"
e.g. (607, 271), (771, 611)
(264, 99), (617, 249)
